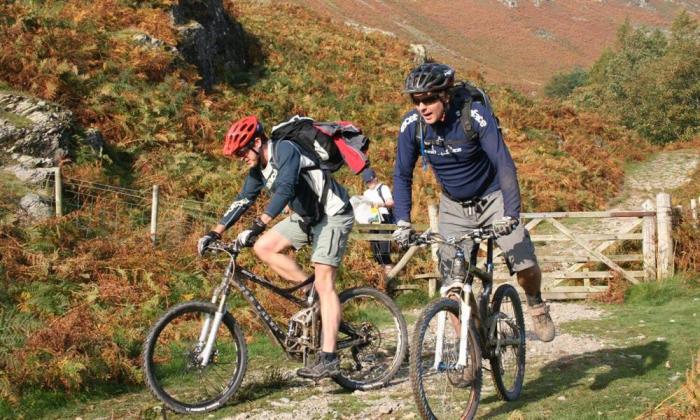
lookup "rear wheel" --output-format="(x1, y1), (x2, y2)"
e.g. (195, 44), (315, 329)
(488, 284), (526, 401)
(143, 302), (248, 414)
(410, 298), (482, 420)
(332, 287), (408, 390)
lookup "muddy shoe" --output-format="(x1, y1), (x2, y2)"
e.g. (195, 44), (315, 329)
(297, 352), (340, 379)
(448, 365), (477, 388)
(529, 302), (555, 342)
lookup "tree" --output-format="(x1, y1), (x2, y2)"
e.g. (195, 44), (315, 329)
(571, 13), (699, 144)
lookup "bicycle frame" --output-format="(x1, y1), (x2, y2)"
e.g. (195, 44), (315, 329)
(196, 243), (366, 368)
(430, 234), (496, 371)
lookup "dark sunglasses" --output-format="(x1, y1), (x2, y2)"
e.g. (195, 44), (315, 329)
(411, 93), (441, 106)
(235, 143), (253, 158)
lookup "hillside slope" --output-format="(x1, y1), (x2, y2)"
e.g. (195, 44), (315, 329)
(293, 0), (698, 93)
(0, 0), (654, 412)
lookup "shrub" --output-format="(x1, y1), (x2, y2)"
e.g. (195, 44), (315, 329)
(543, 67), (587, 99)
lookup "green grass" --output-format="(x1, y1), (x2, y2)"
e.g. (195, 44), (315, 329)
(394, 289), (431, 309)
(7, 284), (699, 418)
(480, 278), (700, 419)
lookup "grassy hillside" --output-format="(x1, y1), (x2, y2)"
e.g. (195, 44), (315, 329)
(293, 0), (695, 93)
(0, 0), (654, 410)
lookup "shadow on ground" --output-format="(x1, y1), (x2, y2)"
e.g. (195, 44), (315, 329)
(481, 340), (669, 418)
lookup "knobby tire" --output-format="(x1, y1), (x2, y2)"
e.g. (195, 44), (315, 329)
(489, 284), (526, 401)
(410, 298), (482, 420)
(332, 287), (408, 391)
(142, 301), (248, 414)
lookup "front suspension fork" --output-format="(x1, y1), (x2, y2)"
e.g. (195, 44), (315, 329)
(433, 284), (473, 370)
(198, 270), (232, 367)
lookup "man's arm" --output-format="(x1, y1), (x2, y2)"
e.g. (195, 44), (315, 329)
(472, 102), (521, 219)
(218, 169), (265, 231)
(198, 169), (264, 255)
(392, 113), (420, 223)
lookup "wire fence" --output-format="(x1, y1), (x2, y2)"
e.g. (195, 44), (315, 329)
(42, 170), (224, 254)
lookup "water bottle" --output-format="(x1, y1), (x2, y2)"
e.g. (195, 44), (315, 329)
(451, 249), (467, 281)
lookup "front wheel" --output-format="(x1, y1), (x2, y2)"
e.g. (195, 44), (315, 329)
(332, 287), (408, 390)
(410, 298), (482, 420)
(488, 284), (526, 401)
(142, 301), (248, 414)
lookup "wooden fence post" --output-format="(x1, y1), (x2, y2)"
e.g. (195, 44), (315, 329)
(150, 185), (159, 245)
(691, 199), (697, 224)
(54, 167), (63, 216)
(428, 204), (439, 297)
(656, 193), (674, 280)
(642, 199), (656, 282)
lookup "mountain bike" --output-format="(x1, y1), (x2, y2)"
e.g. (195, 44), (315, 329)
(408, 228), (526, 420)
(142, 239), (408, 414)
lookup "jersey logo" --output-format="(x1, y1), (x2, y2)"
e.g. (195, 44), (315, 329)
(264, 168), (278, 190)
(401, 114), (419, 133)
(471, 109), (487, 128)
(223, 198), (250, 218)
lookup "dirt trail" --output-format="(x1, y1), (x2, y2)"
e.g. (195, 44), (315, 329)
(221, 149), (700, 419)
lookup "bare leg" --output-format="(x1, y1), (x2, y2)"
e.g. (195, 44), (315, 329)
(314, 263), (340, 353)
(253, 230), (307, 283)
(516, 264), (542, 301)
(517, 264), (555, 342)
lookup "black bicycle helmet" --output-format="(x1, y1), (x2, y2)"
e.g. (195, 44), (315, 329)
(404, 63), (455, 94)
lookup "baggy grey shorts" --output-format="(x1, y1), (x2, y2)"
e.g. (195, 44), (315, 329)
(438, 190), (538, 275)
(272, 210), (355, 267)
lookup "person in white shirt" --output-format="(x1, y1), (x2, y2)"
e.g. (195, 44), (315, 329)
(362, 168), (395, 277)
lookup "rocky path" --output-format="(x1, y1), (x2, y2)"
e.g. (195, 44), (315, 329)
(223, 301), (606, 420)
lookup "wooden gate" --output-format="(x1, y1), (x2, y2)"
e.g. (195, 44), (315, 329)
(353, 193), (677, 300)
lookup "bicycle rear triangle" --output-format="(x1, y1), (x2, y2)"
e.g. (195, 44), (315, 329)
(142, 240), (408, 414)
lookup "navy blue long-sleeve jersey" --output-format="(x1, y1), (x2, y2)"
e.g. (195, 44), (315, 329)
(393, 101), (521, 222)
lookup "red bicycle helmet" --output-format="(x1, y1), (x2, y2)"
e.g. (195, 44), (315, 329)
(223, 115), (264, 156)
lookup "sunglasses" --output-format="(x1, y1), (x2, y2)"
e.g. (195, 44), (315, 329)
(411, 93), (441, 106)
(235, 144), (253, 158)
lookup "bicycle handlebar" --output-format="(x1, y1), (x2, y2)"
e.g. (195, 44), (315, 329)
(205, 240), (245, 258)
(408, 227), (497, 248)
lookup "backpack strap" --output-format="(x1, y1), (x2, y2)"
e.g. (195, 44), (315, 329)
(376, 183), (387, 205)
(272, 139), (331, 238)
(453, 82), (478, 142)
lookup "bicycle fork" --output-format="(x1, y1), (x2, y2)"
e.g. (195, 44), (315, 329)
(433, 283), (473, 370)
(197, 268), (232, 367)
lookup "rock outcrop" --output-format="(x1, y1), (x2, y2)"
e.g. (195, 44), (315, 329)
(0, 93), (72, 162)
(172, 0), (252, 90)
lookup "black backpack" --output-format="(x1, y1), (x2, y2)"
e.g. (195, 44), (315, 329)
(269, 116), (371, 235)
(270, 116), (370, 174)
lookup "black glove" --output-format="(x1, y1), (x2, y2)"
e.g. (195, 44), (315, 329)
(236, 218), (266, 247)
(392, 220), (413, 250)
(197, 231), (221, 256)
(493, 216), (519, 237)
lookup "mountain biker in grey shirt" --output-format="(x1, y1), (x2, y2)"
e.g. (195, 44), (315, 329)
(197, 115), (355, 378)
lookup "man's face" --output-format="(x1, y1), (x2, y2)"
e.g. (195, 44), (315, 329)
(411, 92), (446, 124)
(236, 138), (260, 168)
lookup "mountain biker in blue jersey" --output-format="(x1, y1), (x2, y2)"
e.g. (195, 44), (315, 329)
(197, 116), (355, 377)
(392, 62), (555, 342)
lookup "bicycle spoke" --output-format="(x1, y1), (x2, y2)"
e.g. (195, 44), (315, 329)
(333, 288), (408, 391)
